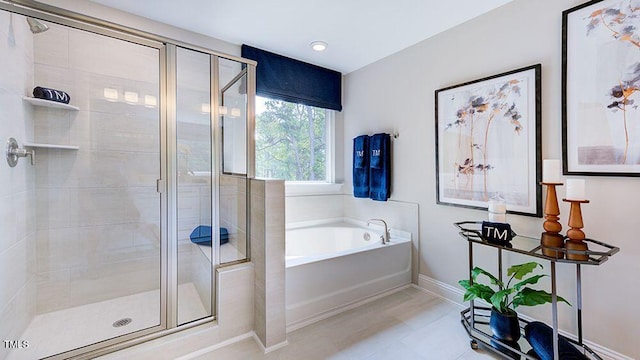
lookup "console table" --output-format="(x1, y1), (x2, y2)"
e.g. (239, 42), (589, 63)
(455, 221), (619, 359)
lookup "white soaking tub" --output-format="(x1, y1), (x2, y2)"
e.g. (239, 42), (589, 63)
(285, 220), (411, 329)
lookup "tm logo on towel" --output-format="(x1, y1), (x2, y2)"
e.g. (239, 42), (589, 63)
(356, 150), (364, 157)
(481, 221), (513, 244)
(40, 88), (69, 102)
(372, 149), (380, 156)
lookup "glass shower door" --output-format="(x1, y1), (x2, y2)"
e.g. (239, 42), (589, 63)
(176, 47), (213, 325)
(0, 14), (164, 359)
(219, 58), (250, 264)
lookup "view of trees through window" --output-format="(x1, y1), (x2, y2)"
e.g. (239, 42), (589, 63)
(255, 96), (327, 181)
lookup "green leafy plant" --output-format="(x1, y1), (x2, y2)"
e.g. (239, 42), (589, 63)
(458, 262), (570, 315)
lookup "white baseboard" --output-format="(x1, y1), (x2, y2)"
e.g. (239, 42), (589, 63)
(416, 274), (633, 360)
(417, 273), (466, 307)
(175, 332), (254, 360)
(252, 332), (289, 354)
(177, 331), (289, 358)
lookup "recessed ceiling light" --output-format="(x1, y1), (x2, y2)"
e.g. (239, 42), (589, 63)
(310, 41), (328, 52)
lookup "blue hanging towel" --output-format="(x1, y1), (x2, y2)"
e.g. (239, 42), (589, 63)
(353, 135), (370, 198)
(369, 133), (391, 201)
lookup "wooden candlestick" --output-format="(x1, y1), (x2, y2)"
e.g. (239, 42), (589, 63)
(562, 199), (590, 261)
(541, 182), (564, 258)
(542, 183), (563, 233)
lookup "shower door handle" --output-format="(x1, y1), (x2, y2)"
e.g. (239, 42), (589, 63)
(156, 179), (166, 193)
(6, 138), (35, 167)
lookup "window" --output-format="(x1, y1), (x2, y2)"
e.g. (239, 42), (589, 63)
(255, 96), (333, 182)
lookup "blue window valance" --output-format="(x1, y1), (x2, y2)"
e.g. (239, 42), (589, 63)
(241, 44), (342, 111)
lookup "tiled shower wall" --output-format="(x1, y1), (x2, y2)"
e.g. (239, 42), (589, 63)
(0, 12), (37, 356)
(219, 175), (247, 261)
(32, 23), (162, 313)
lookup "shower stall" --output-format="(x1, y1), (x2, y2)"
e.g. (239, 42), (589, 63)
(0, 2), (254, 359)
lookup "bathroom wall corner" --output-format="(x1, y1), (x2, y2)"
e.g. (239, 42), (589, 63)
(250, 178), (286, 349)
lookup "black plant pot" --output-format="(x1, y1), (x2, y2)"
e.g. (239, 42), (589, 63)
(490, 307), (521, 342)
(489, 308), (522, 359)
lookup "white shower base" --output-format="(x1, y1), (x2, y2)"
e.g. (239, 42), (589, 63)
(6, 283), (207, 360)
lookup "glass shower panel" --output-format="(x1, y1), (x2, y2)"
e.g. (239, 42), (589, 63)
(219, 58), (249, 264)
(221, 60), (247, 176)
(176, 47), (213, 325)
(0, 14), (163, 359)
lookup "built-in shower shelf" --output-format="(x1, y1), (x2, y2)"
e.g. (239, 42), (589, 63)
(23, 142), (79, 150)
(23, 96), (80, 111)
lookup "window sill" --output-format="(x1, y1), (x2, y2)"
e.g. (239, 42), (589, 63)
(285, 182), (343, 196)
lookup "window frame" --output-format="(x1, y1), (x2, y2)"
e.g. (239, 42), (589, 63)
(255, 97), (341, 195)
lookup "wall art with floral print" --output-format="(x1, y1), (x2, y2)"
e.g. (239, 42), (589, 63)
(435, 64), (542, 217)
(563, 0), (640, 176)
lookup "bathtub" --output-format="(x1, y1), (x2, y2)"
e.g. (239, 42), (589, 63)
(285, 220), (411, 329)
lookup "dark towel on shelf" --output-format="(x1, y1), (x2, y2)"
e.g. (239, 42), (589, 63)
(189, 226), (229, 246)
(524, 322), (588, 360)
(220, 227), (229, 244)
(353, 135), (370, 198)
(33, 86), (71, 104)
(369, 133), (391, 201)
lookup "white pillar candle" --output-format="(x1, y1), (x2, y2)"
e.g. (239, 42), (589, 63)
(543, 159), (561, 183)
(565, 179), (586, 201)
(488, 200), (507, 213)
(488, 212), (507, 223)
(488, 195), (507, 223)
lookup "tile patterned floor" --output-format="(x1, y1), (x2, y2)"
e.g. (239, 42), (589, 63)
(190, 287), (502, 360)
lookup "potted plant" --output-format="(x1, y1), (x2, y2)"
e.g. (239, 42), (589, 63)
(459, 262), (570, 349)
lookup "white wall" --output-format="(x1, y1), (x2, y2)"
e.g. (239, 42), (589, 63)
(343, 0), (638, 358)
(0, 12), (37, 360)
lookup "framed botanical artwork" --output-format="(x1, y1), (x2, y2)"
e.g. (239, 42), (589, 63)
(563, 0), (640, 176)
(435, 64), (542, 217)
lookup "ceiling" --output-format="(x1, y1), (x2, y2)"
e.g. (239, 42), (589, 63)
(89, 0), (514, 74)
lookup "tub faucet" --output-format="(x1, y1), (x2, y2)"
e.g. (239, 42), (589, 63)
(367, 219), (389, 244)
